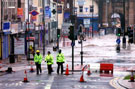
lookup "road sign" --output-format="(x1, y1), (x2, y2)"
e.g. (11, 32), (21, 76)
(116, 38), (121, 44)
(71, 42), (75, 46)
(30, 10), (39, 16)
(3, 22), (10, 30)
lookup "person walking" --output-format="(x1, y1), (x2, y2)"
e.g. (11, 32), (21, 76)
(34, 50), (43, 75)
(56, 50), (65, 74)
(45, 51), (54, 75)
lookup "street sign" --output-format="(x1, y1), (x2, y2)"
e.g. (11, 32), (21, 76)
(116, 38), (121, 44)
(71, 42), (75, 46)
(30, 10), (39, 16)
(45, 6), (51, 18)
(3, 22), (10, 30)
(3, 22), (11, 34)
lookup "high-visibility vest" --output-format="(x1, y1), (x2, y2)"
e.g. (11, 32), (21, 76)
(45, 54), (54, 65)
(34, 54), (43, 64)
(56, 53), (65, 63)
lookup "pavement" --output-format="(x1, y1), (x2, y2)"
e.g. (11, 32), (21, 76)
(0, 34), (135, 89)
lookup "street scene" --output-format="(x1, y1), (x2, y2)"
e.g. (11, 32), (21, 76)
(0, 0), (135, 89)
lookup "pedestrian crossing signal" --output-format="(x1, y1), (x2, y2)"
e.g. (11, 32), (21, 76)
(116, 28), (121, 36)
(57, 29), (60, 38)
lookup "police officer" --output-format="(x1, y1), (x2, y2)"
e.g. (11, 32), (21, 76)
(45, 51), (54, 74)
(34, 50), (43, 75)
(56, 50), (65, 74)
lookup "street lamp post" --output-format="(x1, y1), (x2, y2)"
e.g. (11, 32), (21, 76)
(122, 0), (126, 49)
(27, 0), (30, 60)
(42, 0), (45, 56)
(57, 0), (59, 50)
(0, 0), (3, 60)
(92, 0), (94, 37)
(106, 0), (109, 26)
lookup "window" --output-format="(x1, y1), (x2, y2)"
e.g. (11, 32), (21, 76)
(38, 0), (42, 7)
(8, 0), (15, 7)
(79, 6), (83, 12)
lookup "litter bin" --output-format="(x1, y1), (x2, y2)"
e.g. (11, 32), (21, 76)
(9, 54), (15, 63)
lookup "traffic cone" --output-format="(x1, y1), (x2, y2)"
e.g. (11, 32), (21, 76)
(23, 70), (29, 82)
(79, 67), (85, 82)
(65, 64), (69, 75)
(87, 65), (91, 76)
(30, 61), (34, 72)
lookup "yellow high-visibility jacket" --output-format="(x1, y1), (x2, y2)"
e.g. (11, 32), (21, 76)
(45, 54), (54, 65)
(34, 54), (43, 64)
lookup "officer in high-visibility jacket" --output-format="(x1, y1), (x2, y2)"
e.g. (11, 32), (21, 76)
(56, 50), (65, 74)
(45, 51), (54, 74)
(34, 50), (43, 75)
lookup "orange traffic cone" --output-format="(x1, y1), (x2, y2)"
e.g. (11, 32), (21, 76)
(23, 70), (29, 82)
(30, 61), (34, 72)
(65, 64), (69, 75)
(87, 65), (91, 76)
(80, 74), (85, 82)
(79, 67), (85, 82)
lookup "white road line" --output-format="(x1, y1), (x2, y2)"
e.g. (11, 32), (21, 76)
(44, 76), (54, 89)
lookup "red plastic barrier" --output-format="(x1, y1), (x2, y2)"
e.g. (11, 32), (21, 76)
(100, 63), (113, 74)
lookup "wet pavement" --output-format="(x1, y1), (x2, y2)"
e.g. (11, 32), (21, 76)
(0, 34), (135, 89)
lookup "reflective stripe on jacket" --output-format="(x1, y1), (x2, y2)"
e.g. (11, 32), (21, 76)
(45, 54), (53, 65)
(56, 53), (65, 63)
(34, 54), (43, 64)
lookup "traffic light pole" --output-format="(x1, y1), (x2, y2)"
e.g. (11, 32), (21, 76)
(80, 40), (83, 65)
(122, 0), (126, 49)
(42, 0), (45, 56)
(72, 40), (74, 73)
(92, 0), (94, 37)
(57, 0), (59, 50)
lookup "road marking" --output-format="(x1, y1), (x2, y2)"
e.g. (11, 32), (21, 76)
(44, 76), (54, 89)
(109, 77), (125, 89)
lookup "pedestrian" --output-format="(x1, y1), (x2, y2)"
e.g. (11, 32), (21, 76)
(34, 50), (43, 75)
(56, 50), (65, 74)
(45, 51), (54, 75)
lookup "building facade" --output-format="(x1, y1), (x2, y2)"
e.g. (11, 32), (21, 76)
(99, 0), (135, 30)
(0, 0), (25, 60)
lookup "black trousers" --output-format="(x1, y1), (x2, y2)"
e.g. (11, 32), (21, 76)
(35, 63), (42, 75)
(57, 62), (63, 74)
(47, 65), (52, 74)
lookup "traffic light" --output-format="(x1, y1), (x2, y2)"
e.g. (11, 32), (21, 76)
(128, 28), (133, 43)
(116, 28), (121, 36)
(70, 15), (76, 24)
(68, 26), (74, 40)
(79, 26), (82, 33)
(57, 29), (60, 38)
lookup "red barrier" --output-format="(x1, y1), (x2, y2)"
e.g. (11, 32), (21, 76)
(100, 63), (113, 74)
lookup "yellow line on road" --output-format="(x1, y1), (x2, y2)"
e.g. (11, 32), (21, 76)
(109, 77), (124, 89)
